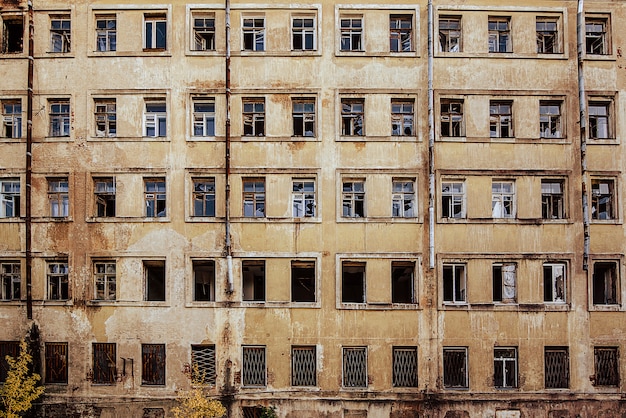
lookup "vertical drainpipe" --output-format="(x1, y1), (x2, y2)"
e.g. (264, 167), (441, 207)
(26, 0), (34, 320)
(225, 0), (234, 291)
(577, 0), (589, 271)
(427, 0), (435, 269)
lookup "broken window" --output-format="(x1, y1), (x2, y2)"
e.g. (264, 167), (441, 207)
(488, 17), (511, 53)
(342, 261), (365, 304)
(390, 15), (412, 52)
(50, 15), (70, 53)
(292, 179), (316, 218)
(191, 344), (216, 385)
(1, 16), (23, 53)
(48, 178), (69, 218)
(494, 347), (518, 388)
(144, 101), (166, 137)
(94, 177), (115, 217)
(492, 181), (515, 218)
(391, 100), (414, 136)
(392, 179), (415, 218)
(2, 100), (22, 139)
(342, 347), (367, 388)
(342, 180), (365, 218)
(292, 99), (315, 137)
(292, 346), (316, 386)
(540, 100), (563, 138)
(193, 260), (215, 302)
(592, 261), (618, 305)
(94, 261), (116, 301)
(242, 345), (266, 386)
(242, 99), (265, 136)
(144, 178), (166, 217)
(193, 178), (216, 217)
(96, 15), (116, 52)
(192, 14), (215, 51)
(593, 347), (619, 387)
(142, 343), (165, 385)
(0, 261), (20, 301)
(490, 101), (513, 138)
(144, 260), (165, 301)
(0, 341), (19, 382)
(585, 17), (609, 55)
(443, 263), (466, 304)
(545, 347), (569, 389)
(589, 100), (612, 139)
(591, 179), (614, 220)
(242, 18), (264, 51)
(393, 347), (417, 387)
(291, 260), (315, 303)
(292, 17), (315, 50)
(493, 263), (517, 303)
(392, 261), (415, 304)
(340, 17), (362, 51)
(92, 343), (116, 384)
(341, 99), (364, 136)
(242, 260), (265, 302)
(45, 342), (68, 384)
(439, 16), (461, 52)
(46, 261), (69, 300)
(0, 178), (20, 218)
(542, 179), (565, 219)
(94, 99), (116, 137)
(144, 14), (166, 50)
(242, 178), (265, 217)
(440, 99), (464, 137)
(441, 181), (465, 218)
(536, 17), (559, 53)
(193, 98), (215, 136)
(544, 263), (567, 303)
(443, 347), (468, 389)
(49, 100), (70, 137)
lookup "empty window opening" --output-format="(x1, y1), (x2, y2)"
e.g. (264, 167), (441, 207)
(592, 261), (618, 305)
(589, 101), (612, 139)
(242, 18), (264, 51)
(242, 99), (265, 136)
(95, 99), (116, 137)
(593, 347), (619, 387)
(292, 99), (315, 137)
(442, 181), (465, 218)
(292, 346), (316, 386)
(45, 342), (68, 384)
(443, 263), (466, 304)
(50, 16), (70, 53)
(392, 261), (415, 304)
(443, 347), (468, 388)
(439, 16), (461, 52)
(586, 18), (609, 55)
(393, 347), (417, 387)
(392, 179), (416, 217)
(92, 343), (116, 384)
(243, 178), (265, 217)
(340, 17), (362, 51)
(47, 261), (69, 300)
(342, 347), (367, 388)
(193, 260), (215, 302)
(492, 181), (515, 218)
(193, 178), (216, 217)
(536, 18), (559, 53)
(292, 179), (315, 217)
(242, 346), (266, 386)
(193, 14), (215, 51)
(144, 178), (166, 217)
(142, 344), (165, 385)
(591, 179), (614, 220)
(144, 260), (165, 301)
(144, 101), (166, 137)
(544, 263), (566, 303)
(291, 261), (315, 302)
(391, 100), (414, 136)
(341, 99), (364, 136)
(545, 347), (569, 389)
(49, 100), (70, 137)
(96, 15), (116, 52)
(0, 341), (19, 382)
(193, 99), (215, 136)
(2, 16), (23, 53)
(490, 101), (513, 138)
(542, 180), (565, 219)
(145, 14), (166, 50)
(0, 178), (20, 218)
(342, 180), (365, 218)
(493, 263), (516, 303)
(390, 15), (412, 52)
(94, 261), (116, 301)
(94, 177), (115, 217)
(2, 100), (22, 139)
(342, 261), (365, 304)
(242, 260), (265, 302)
(440, 99), (463, 137)
(488, 17), (511, 53)
(292, 17), (315, 50)
(191, 345), (216, 385)
(540, 101), (563, 138)
(0, 262), (20, 301)
(494, 348), (517, 388)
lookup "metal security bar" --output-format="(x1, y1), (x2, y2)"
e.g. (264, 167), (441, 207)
(0, 341), (19, 382)
(92, 343), (116, 384)
(292, 346), (316, 386)
(545, 347), (569, 388)
(342, 347), (367, 387)
(242, 346), (266, 386)
(142, 344), (166, 385)
(45, 342), (68, 384)
(393, 347), (418, 387)
(192, 345), (216, 385)
(443, 347), (467, 388)
(594, 347), (619, 386)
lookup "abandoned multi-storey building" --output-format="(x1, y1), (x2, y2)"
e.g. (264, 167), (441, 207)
(0, 0), (625, 416)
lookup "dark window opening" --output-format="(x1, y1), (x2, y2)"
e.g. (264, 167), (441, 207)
(392, 261), (415, 304)
(242, 260), (265, 301)
(94, 178), (115, 217)
(291, 261), (315, 302)
(45, 342), (68, 384)
(142, 344), (165, 385)
(342, 262), (365, 303)
(2, 17), (23, 53)
(193, 260), (215, 302)
(592, 262), (618, 305)
(443, 264), (466, 303)
(144, 260), (165, 301)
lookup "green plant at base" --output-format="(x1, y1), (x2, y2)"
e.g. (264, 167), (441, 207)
(0, 341), (45, 418)
(259, 405), (277, 418)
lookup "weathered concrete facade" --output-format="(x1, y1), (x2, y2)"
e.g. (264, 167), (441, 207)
(0, 0), (625, 416)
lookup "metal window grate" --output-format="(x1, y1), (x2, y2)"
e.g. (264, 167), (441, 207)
(0, 341), (19, 382)
(92, 343), (116, 384)
(343, 347), (367, 387)
(242, 406), (262, 418)
(292, 346), (316, 386)
(594, 347), (619, 386)
(443, 348), (467, 388)
(45, 342), (68, 384)
(242, 346), (266, 386)
(545, 348), (569, 388)
(142, 344), (166, 385)
(393, 347), (418, 387)
(192, 345), (216, 385)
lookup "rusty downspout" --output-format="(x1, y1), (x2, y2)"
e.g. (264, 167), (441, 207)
(26, 0), (34, 320)
(225, 0), (233, 291)
(577, 0), (589, 271)
(427, 0), (435, 270)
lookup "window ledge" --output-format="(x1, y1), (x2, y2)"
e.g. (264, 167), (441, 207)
(37, 300), (73, 306)
(0, 138), (25, 143)
(589, 305), (622, 312)
(41, 52), (75, 59)
(141, 217), (170, 222)
(233, 217), (321, 224)
(86, 300), (170, 307)
(584, 54), (616, 62)
(337, 136), (418, 142)
(590, 220), (622, 225)
(0, 53), (27, 59)
(0, 300), (24, 305)
(35, 217), (73, 222)
(436, 52), (569, 60)
(0, 217), (23, 223)
(338, 302), (420, 310)
(185, 217), (223, 223)
(588, 139), (619, 145)
(43, 136), (73, 142)
(87, 136), (169, 142)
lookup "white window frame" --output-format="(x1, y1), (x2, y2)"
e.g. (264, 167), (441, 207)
(95, 15), (116, 52)
(389, 14), (413, 52)
(46, 260), (69, 300)
(292, 179), (316, 218)
(489, 101), (513, 138)
(441, 180), (465, 218)
(588, 99), (613, 140)
(488, 16), (511, 53)
(144, 14), (167, 50)
(342, 180), (365, 218)
(49, 100), (70, 137)
(539, 100), (563, 139)
(392, 178), (416, 218)
(94, 99), (116, 137)
(93, 260), (116, 301)
(0, 178), (20, 218)
(144, 178), (166, 218)
(492, 180), (515, 219)
(292, 98), (316, 137)
(192, 13), (215, 51)
(242, 17), (265, 51)
(48, 178), (69, 218)
(341, 99), (364, 136)
(50, 15), (71, 53)
(543, 262), (567, 303)
(440, 99), (464, 137)
(2, 100), (22, 139)
(292, 16), (316, 51)
(591, 178), (615, 221)
(340, 16), (363, 51)
(494, 347), (518, 389)
(192, 98), (215, 137)
(144, 101), (167, 137)
(192, 177), (216, 217)
(242, 98), (265, 137)
(391, 99), (414, 136)
(442, 263), (466, 304)
(242, 178), (265, 218)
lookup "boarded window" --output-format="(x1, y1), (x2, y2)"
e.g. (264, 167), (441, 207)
(45, 342), (68, 384)
(292, 346), (316, 386)
(191, 345), (216, 385)
(392, 346), (417, 387)
(142, 344), (166, 385)
(242, 346), (266, 386)
(92, 343), (116, 384)
(291, 261), (315, 302)
(443, 347), (468, 388)
(594, 347), (619, 386)
(545, 347), (569, 388)
(342, 347), (367, 388)
(0, 341), (19, 382)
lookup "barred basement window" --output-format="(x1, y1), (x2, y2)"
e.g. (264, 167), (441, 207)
(0, 341), (19, 382)
(191, 345), (216, 385)
(45, 342), (68, 384)
(242, 346), (266, 386)
(593, 347), (619, 387)
(443, 347), (468, 389)
(392, 346), (417, 387)
(92, 342), (116, 384)
(292, 346), (316, 386)
(342, 347), (367, 388)
(142, 344), (166, 385)
(544, 347), (569, 388)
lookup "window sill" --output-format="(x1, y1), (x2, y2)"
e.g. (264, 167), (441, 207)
(0, 53), (27, 59)
(185, 216), (223, 223)
(588, 138), (619, 145)
(336, 51), (421, 58)
(233, 217), (321, 224)
(41, 52), (75, 58)
(590, 220), (622, 225)
(589, 304), (622, 312)
(441, 303), (469, 309)
(436, 52), (569, 60)
(87, 136), (169, 142)
(0, 217), (24, 223)
(86, 300), (170, 307)
(35, 217), (72, 222)
(337, 136), (418, 142)
(584, 54), (616, 62)
(43, 136), (73, 142)
(0, 137), (25, 143)
(38, 300), (73, 306)
(338, 302), (419, 310)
